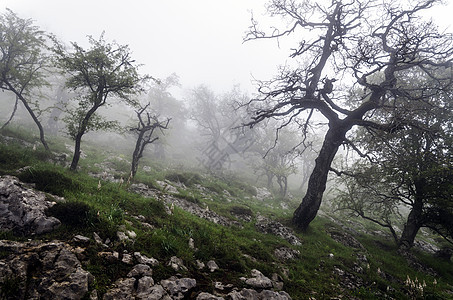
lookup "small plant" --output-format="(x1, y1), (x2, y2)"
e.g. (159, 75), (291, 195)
(404, 275), (427, 299)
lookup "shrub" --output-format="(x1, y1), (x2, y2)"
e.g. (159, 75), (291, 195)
(18, 168), (80, 196)
(47, 200), (96, 227)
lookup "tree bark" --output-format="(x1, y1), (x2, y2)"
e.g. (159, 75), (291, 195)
(18, 94), (50, 151)
(69, 105), (99, 171)
(399, 183), (425, 249)
(293, 124), (347, 229)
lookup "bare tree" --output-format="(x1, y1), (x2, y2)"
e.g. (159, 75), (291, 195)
(130, 103), (170, 177)
(244, 0), (453, 230)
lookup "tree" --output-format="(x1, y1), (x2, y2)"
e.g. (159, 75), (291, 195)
(145, 73), (184, 160)
(337, 128), (453, 248)
(130, 103), (170, 178)
(337, 84), (453, 248)
(250, 122), (302, 197)
(244, 0), (453, 230)
(53, 34), (150, 171)
(189, 85), (252, 171)
(0, 9), (50, 150)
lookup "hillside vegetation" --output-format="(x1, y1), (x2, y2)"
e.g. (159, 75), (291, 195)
(0, 127), (452, 299)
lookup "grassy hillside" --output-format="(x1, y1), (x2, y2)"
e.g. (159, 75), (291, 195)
(0, 127), (452, 299)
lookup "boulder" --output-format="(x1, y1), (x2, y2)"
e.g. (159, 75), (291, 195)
(160, 277), (197, 299)
(0, 240), (90, 299)
(244, 269), (273, 289)
(0, 175), (61, 235)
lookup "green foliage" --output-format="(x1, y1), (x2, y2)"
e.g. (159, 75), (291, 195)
(18, 166), (80, 196)
(47, 200), (96, 227)
(165, 172), (202, 186)
(0, 9), (49, 93)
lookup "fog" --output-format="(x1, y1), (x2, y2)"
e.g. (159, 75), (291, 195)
(1, 0), (452, 196)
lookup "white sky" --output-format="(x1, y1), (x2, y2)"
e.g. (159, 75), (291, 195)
(2, 0), (452, 96)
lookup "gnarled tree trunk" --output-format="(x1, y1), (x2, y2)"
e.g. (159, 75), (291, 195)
(293, 124), (347, 229)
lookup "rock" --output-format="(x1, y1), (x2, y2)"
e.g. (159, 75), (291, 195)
(134, 252), (159, 266)
(274, 247), (300, 261)
(156, 181), (179, 194)
(127, 230), (137, 239)
(197, 292), (225, 299)
(160, 277), (197, 299)
(90, 289), (98, 300)
(189, 237), (195, 249)
(122, 253), (134, 265)
(168, 256), (188, 271)
(435, 247), (453, 260)
(0, 240), (90, 299)
(136, 276), (156, 296)
(196, 260), (205, 269)
(255, 215), (301, 246)
(206, 260), (219, 272)
(139, 284), (172, 300)
(103, 277), (136, 300)
(255, 187), (272, 200)
(245, 269), (273, 289)
(259, 290), (292, 300)
(328, 229), (364, 250)
(228, 289), (291, 299)
(117, 231), (130, 242)
(98, 251), (119, 262)
(73, 234), (91, 245)
(0, 175), (61, 235)
(127, 264), (153, 278)
(93, 232), (104, 244)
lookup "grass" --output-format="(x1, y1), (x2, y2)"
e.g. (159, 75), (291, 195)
(0, 127), (452, 299)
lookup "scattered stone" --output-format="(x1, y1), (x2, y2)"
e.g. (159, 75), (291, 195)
(228, 288), (292, 300)
(156, 180), (179, 194)
(73, 234), (91, 245)
(328, 229), (364, 250)
(122, 253), (134, 265)
(255, 187), (272, 200)
(245, 269), (273, 289)
(196, 260), (205, 270)
(168, 256), (188, 271)
(127, 230), (137, 239)
(160, 277), (197, 299)
(255, 215), (301, 246)
(117, 231), (130, 242)
(0, 175), (61, 235)
(127, 264), (153, 278)
(137, 276), (156, 295)
(93, 232), (106, 247)
(207, 260), (219, 272)
(103, 277), (136, 300)
(274, 247), (300, 261)
(98, 251), (119, 262)
(272, 273), (284, 290)
(134, 252), (159, 267)
(197, 292), (225, 300)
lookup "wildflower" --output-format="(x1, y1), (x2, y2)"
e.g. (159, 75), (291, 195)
(97, 180), (102, 190)
(433, 279), (437, 285)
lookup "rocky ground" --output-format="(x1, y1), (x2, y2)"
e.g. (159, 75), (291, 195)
(0, 175), (296, 299)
